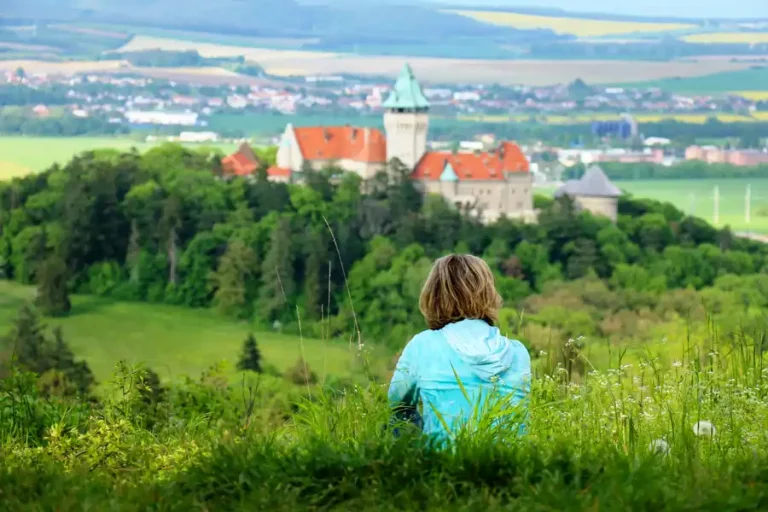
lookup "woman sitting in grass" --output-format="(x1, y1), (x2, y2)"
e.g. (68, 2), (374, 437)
(388, 254), (531, 440)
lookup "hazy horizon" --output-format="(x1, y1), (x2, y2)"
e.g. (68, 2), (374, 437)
(429, 0), (768, 19)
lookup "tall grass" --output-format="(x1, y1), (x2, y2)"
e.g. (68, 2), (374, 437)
(2, 323), (768, 509)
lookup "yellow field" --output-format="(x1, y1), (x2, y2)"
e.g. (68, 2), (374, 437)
(458, 112), (768, 124)
(118, 36), (337, 63)
(447, 10), (694, 37)
(683, 32), (768, 44)
(734, 91), (768, 101)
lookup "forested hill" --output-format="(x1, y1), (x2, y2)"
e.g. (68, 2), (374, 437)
(0, 144), (766, 346)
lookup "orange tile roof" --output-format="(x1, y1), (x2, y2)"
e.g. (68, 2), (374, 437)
(222, 143), (260, 177)
(293, 126), (386, 163)
(267, 166), (291, 178)
(412, 141), (529, 181)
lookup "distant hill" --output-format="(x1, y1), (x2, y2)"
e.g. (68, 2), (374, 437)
(1, 0), (565, 46)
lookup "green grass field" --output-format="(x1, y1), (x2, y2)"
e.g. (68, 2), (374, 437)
(541, 178), (768, 233)
(619, 67), (768, 94)
(619, 179), (768, 233)
(0, 136), (238, 179)
(0, 281), (379, 385)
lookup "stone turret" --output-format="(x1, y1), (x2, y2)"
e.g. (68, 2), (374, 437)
(383, 63), (430, 170)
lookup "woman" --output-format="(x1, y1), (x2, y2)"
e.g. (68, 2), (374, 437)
(388, 254), (531, 440)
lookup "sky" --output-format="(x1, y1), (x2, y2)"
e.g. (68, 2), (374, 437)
(432, 1), (768, 19)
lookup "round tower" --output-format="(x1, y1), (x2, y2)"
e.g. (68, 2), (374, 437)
(383, 63), (430, 170)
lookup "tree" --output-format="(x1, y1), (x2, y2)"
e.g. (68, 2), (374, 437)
(237, 333), (262, 373)
(257, 216), (295, 322)
(302, 227), (327, 320)
(35, 255), (71, 316)
(1, 305), (94, 396)
(210, 239), (258, 318)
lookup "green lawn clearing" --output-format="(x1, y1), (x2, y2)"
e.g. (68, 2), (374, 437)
(0, 280), (383, 385)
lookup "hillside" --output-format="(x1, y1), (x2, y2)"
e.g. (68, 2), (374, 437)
(2, 0), (563, 51)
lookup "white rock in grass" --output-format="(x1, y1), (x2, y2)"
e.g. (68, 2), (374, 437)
(693, 420), (716, 437)
(648, 439), (669, 455)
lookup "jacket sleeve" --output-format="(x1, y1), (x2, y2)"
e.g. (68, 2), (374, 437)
(388, 337), (420, 424)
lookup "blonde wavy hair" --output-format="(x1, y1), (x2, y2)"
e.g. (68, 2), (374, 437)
(419, 254), (502, 331)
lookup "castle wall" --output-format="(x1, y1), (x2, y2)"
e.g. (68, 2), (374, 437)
(575, 196), (619, 221)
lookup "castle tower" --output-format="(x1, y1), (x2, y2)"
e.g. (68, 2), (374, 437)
(383, 63), (430, 170)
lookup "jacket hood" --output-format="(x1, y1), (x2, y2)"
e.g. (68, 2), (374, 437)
(440, 319), (515, 381)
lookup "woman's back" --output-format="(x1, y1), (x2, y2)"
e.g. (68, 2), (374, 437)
(389, 319), (531, 439)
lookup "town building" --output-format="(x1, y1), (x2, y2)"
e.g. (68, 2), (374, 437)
(686, 146), (768, 166)
(237, 64), (534, 222)
(221, 143), (261, 177)
(554, 165), (622, 221)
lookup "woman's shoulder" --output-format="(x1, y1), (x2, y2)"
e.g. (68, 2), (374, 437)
(402, 328), (441, 354)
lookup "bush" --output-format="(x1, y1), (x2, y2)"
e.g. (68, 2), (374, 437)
(288, 357), (317, 386)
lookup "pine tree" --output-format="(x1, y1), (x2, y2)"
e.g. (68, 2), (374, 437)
(5, 303), (50, 374)
(35, 255), (71, 317)
(258, 216), (295, 322)
(237, 333), (262, 373)
(303, 227), (327, 320)
(211, 239), (258, 318)
(2, 305), (94, 396)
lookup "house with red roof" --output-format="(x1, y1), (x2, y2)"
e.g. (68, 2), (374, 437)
(224, 64), (534, 222)
(221, 143), (261, 178)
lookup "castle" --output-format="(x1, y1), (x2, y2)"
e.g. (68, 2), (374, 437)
(224, 64), (535, 223)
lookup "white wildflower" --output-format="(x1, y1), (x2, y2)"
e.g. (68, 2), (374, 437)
(693, 420), (716, 437)
(672, 361), (682, 368)
(648, 439), (669, 455)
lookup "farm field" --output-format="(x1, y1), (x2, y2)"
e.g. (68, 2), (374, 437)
(112, 35), (756, 85)
(446, 10), (695, 37)
(0, 280), (379, 385)
(683, 32), (768, 44)
(0, 137), (238, 179)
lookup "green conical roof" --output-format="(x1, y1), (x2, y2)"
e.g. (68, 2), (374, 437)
(382, 63), (430, 110)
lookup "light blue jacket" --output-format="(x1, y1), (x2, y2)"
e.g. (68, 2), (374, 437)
(388, 319), (531, 440)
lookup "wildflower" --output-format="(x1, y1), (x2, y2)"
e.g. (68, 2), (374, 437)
(672, 361), (682, 368)
(649, 439), (669, 455)
(693, 420), (716, 437)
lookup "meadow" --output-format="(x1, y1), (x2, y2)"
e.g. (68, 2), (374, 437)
(620, 179), (768, 233)
(0, 136), (238, 179)
(539, 178), (768, 233)
(3, 287), (768, 509)
(0, 280), (380, 386)
(446, 10), (696, 37)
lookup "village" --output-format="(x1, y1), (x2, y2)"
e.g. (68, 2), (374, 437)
(3, 67), (765, 129)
